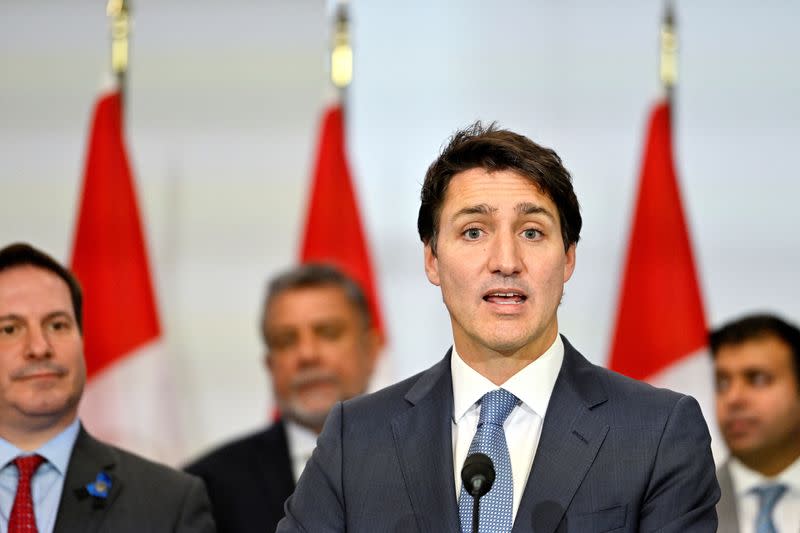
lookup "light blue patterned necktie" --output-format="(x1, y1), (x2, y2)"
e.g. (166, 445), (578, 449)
(458, 389), (519, 533)
(753, 484), (787, 533)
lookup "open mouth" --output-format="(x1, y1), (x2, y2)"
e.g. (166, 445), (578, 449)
(483, 291), (528, 305)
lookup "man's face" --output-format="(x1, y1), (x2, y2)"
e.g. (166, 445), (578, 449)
(715, 335), (800, 470)
(0, 265), (86, 436)
(424, 168), (576, 362)
(265, 285), (379, 432)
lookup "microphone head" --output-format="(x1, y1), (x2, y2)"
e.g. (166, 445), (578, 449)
(461, 452), (495, 498)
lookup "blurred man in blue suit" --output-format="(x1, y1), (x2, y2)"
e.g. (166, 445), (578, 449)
(278, 123), (719, 532)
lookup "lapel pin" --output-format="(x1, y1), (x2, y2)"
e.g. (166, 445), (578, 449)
(86, 471), (113, 500)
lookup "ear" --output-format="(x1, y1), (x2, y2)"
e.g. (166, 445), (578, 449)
(563, 243), (577, 283)
(364, 327), (383, 369)
(424, 242), (441, 286)
(264, 352), (274, 373)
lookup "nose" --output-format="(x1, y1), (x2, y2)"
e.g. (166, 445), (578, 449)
(720, 378), (748, 409)
(25, 325), (53, 360)
(487, 230), (523, 276)
(294, 332), (321, 367)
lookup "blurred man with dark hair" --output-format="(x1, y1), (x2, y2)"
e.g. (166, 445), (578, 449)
(0, 242), (214, 533)
(278, 123), (719, 532)
(712, 313), (800, 532)
(185, 263), (381, 533)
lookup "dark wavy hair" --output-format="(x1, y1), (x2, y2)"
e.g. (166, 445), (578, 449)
(417, 121), (582, 255)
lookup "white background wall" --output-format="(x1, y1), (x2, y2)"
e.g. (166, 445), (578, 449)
(1, 0), (798, 464)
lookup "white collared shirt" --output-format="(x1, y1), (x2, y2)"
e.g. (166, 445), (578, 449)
(451, 335), (564, 521)
(283, 420), (319, 483)
(729, 455), (800, 533)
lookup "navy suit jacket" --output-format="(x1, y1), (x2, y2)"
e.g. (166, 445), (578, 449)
(278, 336), (719, 532)
(185, 421), (295, 533)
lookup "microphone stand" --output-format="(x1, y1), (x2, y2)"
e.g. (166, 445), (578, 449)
(471, 495), (480, 533)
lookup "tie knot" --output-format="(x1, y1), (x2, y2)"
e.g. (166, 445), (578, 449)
(13, 455), (45, 482)
(753, 483), (787, 510)
(478, 389), (519, 427)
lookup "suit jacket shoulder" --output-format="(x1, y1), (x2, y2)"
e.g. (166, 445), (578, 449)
(55, 427), (215, 533)
(184, 421), (294, 533)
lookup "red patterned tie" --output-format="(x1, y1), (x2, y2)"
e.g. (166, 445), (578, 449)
(8, 455), (45, 533)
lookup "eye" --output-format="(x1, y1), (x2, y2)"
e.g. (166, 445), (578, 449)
(316, 323), (344, 340)
(463, 227), (483, 240)
(268, 331), (297, 351)
(0, 323), (20, 337)
(48, 319), (72, 332)
(522, 228), (541, 240)
(714, 375), (730, 394)
(749, 372), (772, 387)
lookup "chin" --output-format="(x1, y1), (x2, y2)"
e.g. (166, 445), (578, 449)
(282, 398), (336, 429)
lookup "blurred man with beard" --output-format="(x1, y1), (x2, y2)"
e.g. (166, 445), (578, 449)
(185, 264), (381, 533)
(712, 314), (800, 533)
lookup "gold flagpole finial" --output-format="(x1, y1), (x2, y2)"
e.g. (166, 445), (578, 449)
(660, 0), (677, 91)
(330, 2), (352, 90)
(107, 0), (131, 82)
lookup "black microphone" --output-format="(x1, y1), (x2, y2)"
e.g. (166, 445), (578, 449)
(461, 453), (495, 533)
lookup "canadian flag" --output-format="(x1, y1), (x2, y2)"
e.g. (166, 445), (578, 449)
(609, 100), (722, 461)
(70, 90), (181, 464)
(299, 104), (385, 339)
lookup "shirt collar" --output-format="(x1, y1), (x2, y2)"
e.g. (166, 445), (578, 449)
(729, 453), (800, 496)
(451, 334), (564, 423)
(0, 417), (80, 475)
(284, 419), (319, 461)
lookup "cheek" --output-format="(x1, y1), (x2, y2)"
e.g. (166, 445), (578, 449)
(269, 361), (295, 392)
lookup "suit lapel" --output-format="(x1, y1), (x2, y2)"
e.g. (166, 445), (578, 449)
(513, 338), (610, 533)
(391, 352), (461, 532)
(716, 462), (740, 533)
(54, 427), (123, 533)
(258, 421), (296, 516)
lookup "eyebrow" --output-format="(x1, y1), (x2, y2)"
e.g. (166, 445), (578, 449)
(0, 311), (73, 323)
(516, 202), (556, 221)
(451, 204), (497, 220)
(451, 202), (556, 222)
(44, 311), (74, 322)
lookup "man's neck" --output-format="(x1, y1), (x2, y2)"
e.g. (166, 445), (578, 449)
(0, 413), (77, 452)
(454, 331), (560, 385)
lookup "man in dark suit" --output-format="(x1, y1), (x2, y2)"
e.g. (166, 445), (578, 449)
(0, 243), (214, 533)
(711, 314), (800, 533)
(278, 123), (719, 532)
(185, 264), (381, 533)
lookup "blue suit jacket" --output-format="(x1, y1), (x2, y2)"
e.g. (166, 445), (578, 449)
(278, 337), (719, 532)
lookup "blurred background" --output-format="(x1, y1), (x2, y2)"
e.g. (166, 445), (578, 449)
(1, 0), (798, 465)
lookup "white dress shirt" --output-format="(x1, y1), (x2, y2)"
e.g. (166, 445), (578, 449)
(729, 454), (800, 533)
(0, 418), (80, 533)
(284, 420), (320, 483)
(451, 335), (563, 521)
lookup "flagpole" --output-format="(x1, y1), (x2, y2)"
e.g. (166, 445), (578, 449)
(330, 1), (352, 112)
(107, 0), (131, 111)
(660, 0), (677, 110)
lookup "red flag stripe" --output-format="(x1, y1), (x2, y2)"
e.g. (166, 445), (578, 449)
(608, 100), (707, 379)
(70, 91), (161, 379)
(299, 104), (385, 337)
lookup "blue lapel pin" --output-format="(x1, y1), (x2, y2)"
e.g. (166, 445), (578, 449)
(86, 471), (112, 499)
